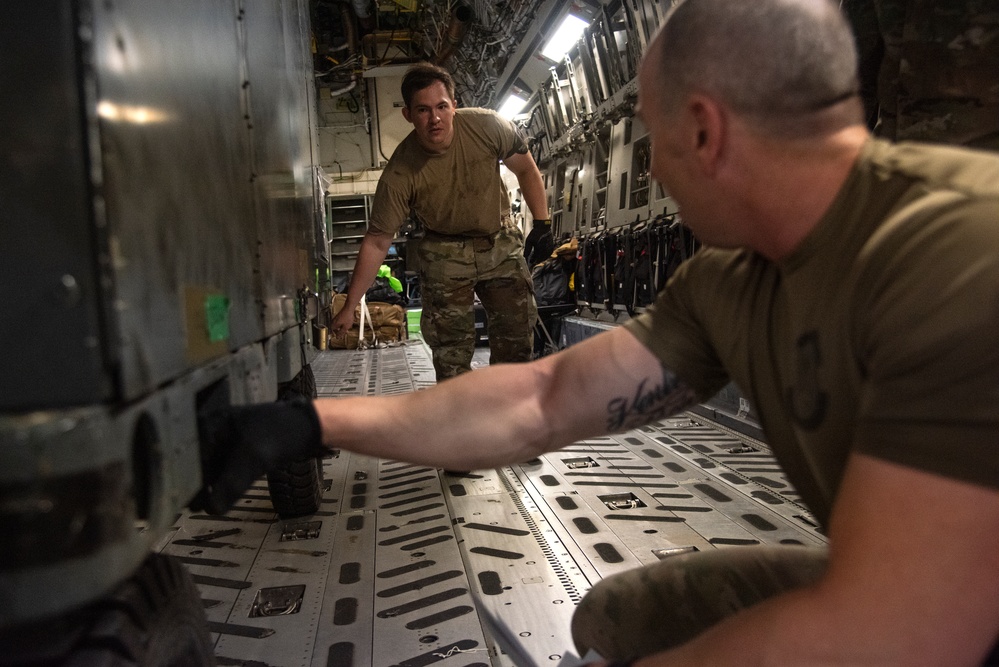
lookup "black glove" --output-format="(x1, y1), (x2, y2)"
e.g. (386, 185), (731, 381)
(191, 396), (325, 515)
(524, 219), (553, 266)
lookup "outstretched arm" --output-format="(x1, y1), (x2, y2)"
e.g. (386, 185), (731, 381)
(194, 326), (699, 514)
(316, 325), (698, 469)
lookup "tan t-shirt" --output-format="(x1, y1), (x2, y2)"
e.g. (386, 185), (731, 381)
(368, 108), (528, 237)
(625, 138), (999, 526)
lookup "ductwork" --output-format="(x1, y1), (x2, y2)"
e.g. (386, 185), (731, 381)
(328, 74), (358, 99)
(339, 2), (357, 55)
(433, 3), (473, 65)
(350, 0), (373, 30)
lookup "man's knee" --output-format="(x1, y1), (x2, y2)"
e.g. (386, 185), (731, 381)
(570, 546), (829, 661)
(478, 278), (537, 362)
(432, 348), (474, 380)
(569, 564), (687, 662)
(421, 300), (474, 344)
(571, 573), (636, 660)
(421, 304), (476, 379)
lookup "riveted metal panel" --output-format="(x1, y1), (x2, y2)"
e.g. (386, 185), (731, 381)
(0, 2), (111, 409)
(59, 0), (320, 401)
(90, 0), (260, 399)
(242, 0), (320, 336)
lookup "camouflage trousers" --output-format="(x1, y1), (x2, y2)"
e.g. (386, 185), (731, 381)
(417, 223), (538, 380)
(571, 545), (829, 661)
(843, 0), (999, 149)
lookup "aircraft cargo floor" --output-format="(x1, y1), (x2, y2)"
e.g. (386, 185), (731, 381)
(156, 339), (826, 667)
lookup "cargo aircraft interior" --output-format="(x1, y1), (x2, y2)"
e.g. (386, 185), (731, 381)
(3, 0), (993, 666)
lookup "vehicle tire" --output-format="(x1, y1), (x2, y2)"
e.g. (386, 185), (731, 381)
(278, 362), (317, 401)
(267, 455), (324, 519)
(267, 364), (324, 518)
(37, 553), (215, 666)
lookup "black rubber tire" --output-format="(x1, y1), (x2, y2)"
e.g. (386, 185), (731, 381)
(0, 554), (216, 666)
(72, 553), (214, 666)
(267, 364), (324, 518)
(278, 362), (318, 401)
(266, 455), (324, 519)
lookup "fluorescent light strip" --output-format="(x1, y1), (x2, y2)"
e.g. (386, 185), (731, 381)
(498, 94), (529, 119)
(541, 14), (589, 62)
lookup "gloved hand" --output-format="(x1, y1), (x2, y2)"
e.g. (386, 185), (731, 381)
(191, 396), (326, 515)
(524, 219), (553, 266)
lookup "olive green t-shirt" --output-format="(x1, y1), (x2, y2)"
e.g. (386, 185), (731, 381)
(368, 108), (528, 237)
(625, 138), (999, 526)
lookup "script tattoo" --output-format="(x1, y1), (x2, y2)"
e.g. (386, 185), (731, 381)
(606, 364), (697, 432)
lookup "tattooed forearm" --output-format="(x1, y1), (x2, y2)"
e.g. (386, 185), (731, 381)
(606, 364), (697, 432)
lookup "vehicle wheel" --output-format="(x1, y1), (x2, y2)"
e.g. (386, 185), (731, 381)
(267, 364), (323, 518)
(267, 455), (324, 519)
(278, 362), (317, 401)
(31, 553), (216, 666)
(71, 553), (213, 666)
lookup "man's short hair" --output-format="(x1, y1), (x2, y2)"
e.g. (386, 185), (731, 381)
(654, 0), (862, 136)
(401, 63), (457, 108)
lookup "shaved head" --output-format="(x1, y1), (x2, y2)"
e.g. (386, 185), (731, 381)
(647, 0), (863, 137)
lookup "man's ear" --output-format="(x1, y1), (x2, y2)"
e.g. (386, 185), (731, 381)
(401, 106), (412, 123)
(686, 94), (725, 178)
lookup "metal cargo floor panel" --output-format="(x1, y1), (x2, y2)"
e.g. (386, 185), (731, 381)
(157, 342), (824, 666)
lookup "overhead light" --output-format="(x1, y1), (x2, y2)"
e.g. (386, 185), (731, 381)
(498, 93), (528, 119)
(541, 14), (588, 62)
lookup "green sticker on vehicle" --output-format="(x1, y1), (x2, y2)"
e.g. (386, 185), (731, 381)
(205, 294), (231, 342)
